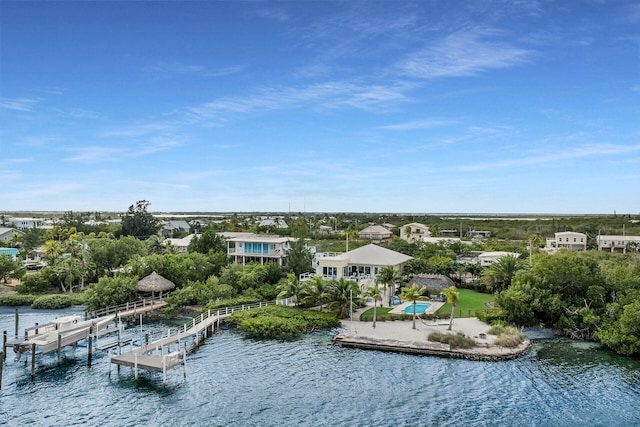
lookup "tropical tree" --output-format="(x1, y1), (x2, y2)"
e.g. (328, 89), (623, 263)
(441, 285), (460, 330)
(377, 265), (401, 307)
(0, 254), (24, 284)
(53, 256), (82, 293)
(400, 284), (427, 329)
(277, 273), (305, 305)
(366, 285), (382, 328)
(326, 278), (360, 319)
(483, 254), (524, 293)
(120, 200), (159, 240)
(187, 229), (226, 254)
(301, 275), (331, 310)
(286, 238), (313, 279)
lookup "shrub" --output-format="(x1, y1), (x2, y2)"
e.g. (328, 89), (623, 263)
(428, 331), (476, 349)
(17, 270), (57, 294)
(476, 309), (507, 323)
(204, 296), (261, 311)
(84, 276), (137, 311)
(31, 294), (83, 309)
(226, 305), (340, 337)
(0, 294), (37, 306)
(494, 326), (526, 348)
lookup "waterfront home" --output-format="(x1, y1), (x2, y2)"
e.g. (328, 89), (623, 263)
(226, 234), (295, 267)
(315, 243), (412, 279)
(8, 217), (43, 229)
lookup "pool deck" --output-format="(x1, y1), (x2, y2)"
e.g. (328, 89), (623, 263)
(389, 300), (444, 315)
(334, 301), (531, 361)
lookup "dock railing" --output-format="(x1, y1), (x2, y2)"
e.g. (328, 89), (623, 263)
(141, 298), (294, 346)
(86, 296), (166, 319)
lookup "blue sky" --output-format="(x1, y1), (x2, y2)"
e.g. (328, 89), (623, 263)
(1, 1), (639, 214)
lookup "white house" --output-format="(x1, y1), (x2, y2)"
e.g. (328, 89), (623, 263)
(226, 234), (295, 267)
(315, 244), (413, 280)
(163, 234), (196, 253)
(400, 223), (430, 242)
(0, 228), (22, 242)
(161, 220), (191, 237)
(596, 235), (640, 253)
(545, 231), (587, 252)
(358, 225), (393, 243)
(457, 251), (520, 267)
(9, 217), (43, 229)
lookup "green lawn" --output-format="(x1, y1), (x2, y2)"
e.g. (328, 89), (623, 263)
(435, 288), (494, 318)
(360, 307), (393, 317)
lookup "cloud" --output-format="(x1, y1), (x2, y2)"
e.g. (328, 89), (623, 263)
(455, 143), (640, 172)
(0, 97), (42, 112)
(398, 29), (531, 79)
(181, 80), (413, 124)
(378, 119), (454, 131)
(64, 146), (127, 162)
(98, 123), (173, 138)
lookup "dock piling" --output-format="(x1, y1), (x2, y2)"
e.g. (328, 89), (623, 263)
(0, 350), (3, 389)
(57, 334), (62, 364)
(15, 309), (19, 339)
(3, 331), (6, 361)
(31, 343), (36, 379)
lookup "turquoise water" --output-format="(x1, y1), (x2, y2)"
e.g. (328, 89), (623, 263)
(402, 302), (430, 314)
(1, 306), (640, 426)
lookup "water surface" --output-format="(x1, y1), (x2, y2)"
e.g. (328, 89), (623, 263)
(1, 307), (638, 426)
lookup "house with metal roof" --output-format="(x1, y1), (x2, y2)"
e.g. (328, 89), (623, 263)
(0, 247), (20, 261)
(358, 225), (393, 243)
(315, 243), (412, 280)
(596, 234), (640, 253)
(0, 227), (23, 242)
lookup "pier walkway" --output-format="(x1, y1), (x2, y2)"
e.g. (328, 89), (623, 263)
(109, 299), (293, 384)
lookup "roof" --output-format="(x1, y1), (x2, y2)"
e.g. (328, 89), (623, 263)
(0, 227), (22, 235)
(555, 231), (586, 236)
(0, 248), (20, 255)
(163, 220), (190, 230)
(164, 234), (196, 247)
(226, 235), (294, 244)
(359, 225), (392, 235)
(408, 274), (455, 292)
(136, 272), (176, 293)
(335, 244), (412, 266)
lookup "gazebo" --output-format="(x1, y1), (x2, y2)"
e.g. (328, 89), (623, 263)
(407, 274), (455, 299)
(136, 271), (176, 298)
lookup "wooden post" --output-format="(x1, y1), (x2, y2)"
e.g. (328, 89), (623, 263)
(31, 343), (36, 378)
(3, 331), (6, 361)
(145, 333), (149, 346)
(15, 309), (19, 339)
(87, 326), (93, 369)
(183, 348), (187, 380)
(35, 323), (39, 335)
(57, 333), (62, 364)
(162, 356), (167, 387)
(134, 352), (138, 381)
(0, 350), (3, 390)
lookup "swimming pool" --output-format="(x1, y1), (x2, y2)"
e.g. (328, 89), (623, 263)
(402, 302), (431, 314)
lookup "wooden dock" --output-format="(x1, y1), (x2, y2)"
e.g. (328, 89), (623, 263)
(108, 299), (294, 384)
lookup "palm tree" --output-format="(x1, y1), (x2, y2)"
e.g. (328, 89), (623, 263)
(327, 278), (360, 319)
(440, 285), (460, 330)
(377, 265), (401, 307)
(365, 285), (382, 328)
(483, 254), (524, 293)
(277, 273), (305, 305)
(400, 284), (427, 329)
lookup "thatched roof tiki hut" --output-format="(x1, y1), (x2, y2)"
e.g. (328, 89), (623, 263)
(136, 272), (176, 298)
(407, 274), (455, 300)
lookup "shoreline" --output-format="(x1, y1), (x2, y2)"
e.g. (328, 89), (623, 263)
(333, 317), (531, 361)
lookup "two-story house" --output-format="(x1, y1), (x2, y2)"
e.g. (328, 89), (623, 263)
(226, 234), (295, 267)
(596, 235), (640, 253)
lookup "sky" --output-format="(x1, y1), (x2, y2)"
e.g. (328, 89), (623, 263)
(1, 1), (639, 215)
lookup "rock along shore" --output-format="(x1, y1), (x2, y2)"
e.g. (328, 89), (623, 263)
(333, 318), (531, 361)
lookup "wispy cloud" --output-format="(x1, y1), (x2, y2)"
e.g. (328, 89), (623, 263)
(0, 97), (42, 112)
(181, 80), (413, 124)
(398, 28), (532, 79)
(64, 146), (127, 162)
(455, 143), (640, 172)
(98, 123), (173, 138)
(378, 119), (454, 131)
